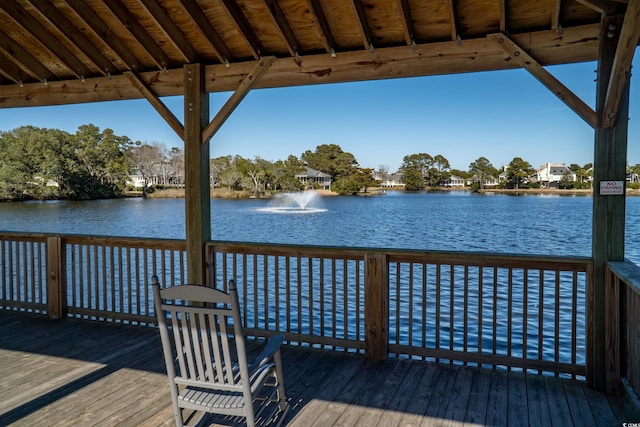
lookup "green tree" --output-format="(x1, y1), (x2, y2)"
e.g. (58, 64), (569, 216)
(67, 124), (133, 198)
(469, 157), (497, 190)
(211, 155), (232, 188)
(506, 157), (534, 189)
(559, 170), (575, 189)
(426, 154), (451, 187)
(301, 144), (369, 195)
(129, 142), (164, 196)
(399, 153), (433, 190)
(271, 155), (305, 191)
(569, 163), (592, 189)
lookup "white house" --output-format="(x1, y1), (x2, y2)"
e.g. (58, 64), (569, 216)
(533, 163), (576, 188)
(375, 172), (405, 187)
(441, 175), (465, 187)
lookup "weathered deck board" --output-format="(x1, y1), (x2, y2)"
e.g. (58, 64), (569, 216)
(0, 311), (637, 427)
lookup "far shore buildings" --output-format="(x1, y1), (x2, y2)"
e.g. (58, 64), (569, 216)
(533, 163), (576, 189)
(128, 160), (640, 192)
(374, 172), (405, 188)
(295, 166), (332, 190)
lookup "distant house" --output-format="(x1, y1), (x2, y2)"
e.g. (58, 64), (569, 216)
(296, 166), (332, 190)
(375, 172), (405, 188)
(441, 175), (465, 187)
(128, 163), (183, 189)
(468, 175), (499, 188)
(628, 164), (640, 183)
(533, 163), (576, 188)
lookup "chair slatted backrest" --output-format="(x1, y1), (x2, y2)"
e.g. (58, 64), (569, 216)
(154, 283), (249, 392)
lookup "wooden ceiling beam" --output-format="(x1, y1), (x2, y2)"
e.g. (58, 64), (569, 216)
(446, 0), (459, 42)
(102, 0), (170, 70)
(0, 24), (601, 108)
(602, 0), (640, 127)
(125, 70), (184, 139)
(0, 2), (92, 79)
(499, 0), (507, 33)
(176, 0), (231, 64)
(350, 0), (375, 51)
(138, 0), (198, 63)
(26, 0), (115, 77)
(575, 0), (607, 13)
(306, 0), (337, 55)
(64, 0), (138, 71)
(397, 0), (416, 47)
(202, 56), (276, 143)
(0, 51), (30, 85)
(552, 0), (562, 30)
(263, 0), (302, 59)
(0, 28), (55, 82)
(219, 0), (263, 59)
(488, 32), (597, 128)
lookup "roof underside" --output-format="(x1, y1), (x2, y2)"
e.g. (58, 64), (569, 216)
(0, 0), (633, 108)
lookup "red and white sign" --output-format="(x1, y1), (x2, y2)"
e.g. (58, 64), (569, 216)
(600, 180), (624, 195)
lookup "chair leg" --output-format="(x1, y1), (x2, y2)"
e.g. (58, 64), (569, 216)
(273, 350), (287, 412)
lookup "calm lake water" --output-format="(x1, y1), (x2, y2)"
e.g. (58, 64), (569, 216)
(1, 190), (639, 264)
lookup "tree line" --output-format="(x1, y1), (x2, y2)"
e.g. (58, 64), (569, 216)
(2, 124), (637, 201)
(0, 125), (376, 200)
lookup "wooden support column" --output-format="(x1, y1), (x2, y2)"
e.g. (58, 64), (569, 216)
(591, 14), (629, 393)
(184, 64), (210, 285)
(46, 236), (66, 319)
(364, 253), (388, 360)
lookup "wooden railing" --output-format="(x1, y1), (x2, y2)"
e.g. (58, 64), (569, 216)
(1, 232), (592, 378)
(0, 232), (186, 323)
(606, 261), (640, 398)
(207, 242), (591, 378)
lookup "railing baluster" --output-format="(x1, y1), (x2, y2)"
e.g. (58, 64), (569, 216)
(286, 257), (291, 335)
(343, 258), (348, 350)
(555, 270), (561, 376)
(571, 271), (578, 379)
(275, 255), (280, 332)
(492, 266), (498, 369)
(507, 267), (513, 371)
(478, 266), (483, 364)
(319, 257), (325, 339)
(307, 257), (313, 337)
(463, 264), (469, 365)
(435, 263), (441, 364)
(449, 264), (454, 363)
(523, 268), (529, 365)
(333, 258), (338, 349)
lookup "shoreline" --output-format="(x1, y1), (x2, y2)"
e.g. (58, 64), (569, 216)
(139, 186), (640, 199)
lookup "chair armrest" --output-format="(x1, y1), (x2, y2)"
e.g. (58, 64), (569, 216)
(248, 334), (284, 376)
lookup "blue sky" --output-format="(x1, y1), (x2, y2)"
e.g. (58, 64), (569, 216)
(0, 54), (638, 173)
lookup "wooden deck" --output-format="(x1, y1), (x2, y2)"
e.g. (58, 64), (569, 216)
(0, 312), (637, 427)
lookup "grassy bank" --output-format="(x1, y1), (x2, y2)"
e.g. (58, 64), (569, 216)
(136, 186), (640, 199)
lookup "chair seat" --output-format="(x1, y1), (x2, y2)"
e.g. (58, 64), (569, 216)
(180, 386), (246, 410)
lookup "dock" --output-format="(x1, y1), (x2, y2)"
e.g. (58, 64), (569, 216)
(0, 311), (637, 426)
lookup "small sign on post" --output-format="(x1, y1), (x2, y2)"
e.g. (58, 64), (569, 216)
(599, 180), (625, 195)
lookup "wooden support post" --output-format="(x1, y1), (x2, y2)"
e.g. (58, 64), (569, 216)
(364, 253), (388, 360)
(46, 236), (66, 319)
(591, 14), (629, 392)
(605, 266), (621, 394)
(184, 64), (210, 285)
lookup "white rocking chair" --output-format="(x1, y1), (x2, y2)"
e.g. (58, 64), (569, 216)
(152, 276), (287, 426)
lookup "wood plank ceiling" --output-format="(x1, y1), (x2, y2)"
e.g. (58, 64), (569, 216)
(0, 0), (635, 111)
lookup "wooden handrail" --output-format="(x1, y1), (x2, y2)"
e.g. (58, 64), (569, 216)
(606, 261), (640, 397)
(0, 232), (595, 379)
